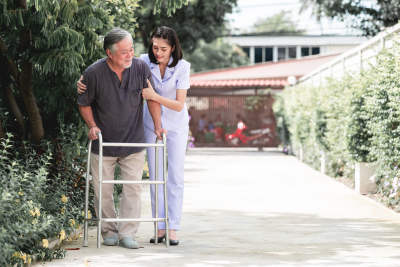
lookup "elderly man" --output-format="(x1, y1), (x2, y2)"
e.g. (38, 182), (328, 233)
(78, 28), (166, 249)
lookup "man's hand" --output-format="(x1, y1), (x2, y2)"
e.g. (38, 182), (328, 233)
(88, 126), (101, 140)
(154, 126), (167, 140)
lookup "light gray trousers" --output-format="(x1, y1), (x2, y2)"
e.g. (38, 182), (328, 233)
(90, 150), (145, 240)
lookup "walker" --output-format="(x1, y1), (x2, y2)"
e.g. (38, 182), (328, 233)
(82, 132), (169, 248)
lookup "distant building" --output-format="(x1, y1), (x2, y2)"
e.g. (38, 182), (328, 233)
(187, 53), (340, 147)
(224, 35), (369, 65)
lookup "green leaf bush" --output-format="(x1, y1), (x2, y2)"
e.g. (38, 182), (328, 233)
(273, 34), (400, 210)
(0, 125), (90, 267)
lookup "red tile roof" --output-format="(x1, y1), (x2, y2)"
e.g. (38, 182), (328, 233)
(190, 79), (289, 87)
(189, 53), (341, 89)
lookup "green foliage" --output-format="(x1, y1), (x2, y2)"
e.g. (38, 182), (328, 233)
(135, 0), (238, 53)
(185, 39), (249, 73)
(0, 125), (88, 266)
(153, 0), (188, 16)
(1, 0), (113, 138)
(275, 72), (371, 177)
(274, 34), (400, 209)
(247, 10), (305, 35)
(299, 0), (400, 36)
(0, 0), (187, 140)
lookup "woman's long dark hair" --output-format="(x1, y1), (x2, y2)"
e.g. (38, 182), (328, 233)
(148, 26), (183, 68)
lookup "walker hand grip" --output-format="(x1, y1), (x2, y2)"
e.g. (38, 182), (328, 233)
(155, 133), (167, 143)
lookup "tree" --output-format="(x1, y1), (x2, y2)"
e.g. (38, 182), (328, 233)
(248, 10), (305, 35)
(0, 0), (186, 145)
(185, 39), (248, 73)
(299, 0), (400, 36)
(135, 0), (237, 53)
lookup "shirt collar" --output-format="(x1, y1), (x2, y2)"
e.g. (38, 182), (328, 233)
(149, 56), (175, 83)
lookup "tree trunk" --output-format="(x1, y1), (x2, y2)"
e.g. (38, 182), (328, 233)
(0, 118), (6, 141)
(16, 0), (44, 145)
(4, 87), (24, 129)
(1, 0), (44, 145)
(19, 28), (44, 145)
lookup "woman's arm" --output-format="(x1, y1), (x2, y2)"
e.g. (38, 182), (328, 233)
(142, 80), (187, 112)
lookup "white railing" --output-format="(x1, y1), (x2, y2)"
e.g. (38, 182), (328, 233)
(299, 23), (400, 86)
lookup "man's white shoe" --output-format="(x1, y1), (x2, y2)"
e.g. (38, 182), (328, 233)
(103, 236), (118, 246)
(119, 237), (140, 249)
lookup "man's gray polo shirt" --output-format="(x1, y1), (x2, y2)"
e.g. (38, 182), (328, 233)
(78, 57), (155, 157)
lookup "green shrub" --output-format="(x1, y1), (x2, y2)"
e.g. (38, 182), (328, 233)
(0, 125), (89, 266)
(274, 34), (400, 210)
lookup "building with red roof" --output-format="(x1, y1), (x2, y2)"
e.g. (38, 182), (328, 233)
(186, 53), (341, 147)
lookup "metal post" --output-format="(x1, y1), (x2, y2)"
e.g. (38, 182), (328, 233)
(83, 140), (92, 247)
(162, 133), (170, 248)
(97, 133), (103, 248)
(154, 138), (159, 245)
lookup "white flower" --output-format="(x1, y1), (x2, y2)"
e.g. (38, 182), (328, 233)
(369, 174), (376, 182)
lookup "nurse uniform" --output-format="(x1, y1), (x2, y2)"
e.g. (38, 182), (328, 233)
(139, 54), (190, 230)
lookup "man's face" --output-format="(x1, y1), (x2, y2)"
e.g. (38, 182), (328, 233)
(108, 37), (134, 69)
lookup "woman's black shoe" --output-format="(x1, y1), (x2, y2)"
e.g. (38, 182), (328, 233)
(169, 239), (179, 246)
(150, 235), (165, 243)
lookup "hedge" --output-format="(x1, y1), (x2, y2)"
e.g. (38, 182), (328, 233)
(0, 125), (90, 266)
(274, 34), (400, 210)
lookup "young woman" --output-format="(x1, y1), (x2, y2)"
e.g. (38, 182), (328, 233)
(77, 26), (190, 246)
(140, 26), (190, 246)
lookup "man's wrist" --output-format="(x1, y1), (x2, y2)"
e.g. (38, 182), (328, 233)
(89, 125), (97, 130)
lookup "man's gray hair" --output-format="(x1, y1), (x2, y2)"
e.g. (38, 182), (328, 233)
(103, 28), (133, 55)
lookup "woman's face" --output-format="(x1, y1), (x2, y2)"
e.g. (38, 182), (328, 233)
(152, 37), (174, 64)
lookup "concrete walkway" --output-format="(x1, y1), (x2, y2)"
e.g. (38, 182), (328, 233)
(34, 148), (400, 267)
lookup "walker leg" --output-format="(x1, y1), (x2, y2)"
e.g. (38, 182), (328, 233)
(163, 135), (169, 248)
(154, 146), (159, 245)
(97, 135), (103, 249)
(83, 141), (92, 247)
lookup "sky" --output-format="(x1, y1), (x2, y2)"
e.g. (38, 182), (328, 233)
(226, 0), (362, 35)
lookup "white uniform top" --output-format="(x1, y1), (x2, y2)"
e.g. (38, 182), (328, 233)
(139, 54), (191, 131)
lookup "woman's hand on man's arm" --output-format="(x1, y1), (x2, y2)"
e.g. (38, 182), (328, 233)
(77, 76), (86, 94)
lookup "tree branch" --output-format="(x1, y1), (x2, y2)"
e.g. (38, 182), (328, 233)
(0, 36), (20, 81)
(4, 87), (24, 129)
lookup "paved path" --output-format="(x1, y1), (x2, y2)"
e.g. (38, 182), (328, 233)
(34, 148), (400, 267)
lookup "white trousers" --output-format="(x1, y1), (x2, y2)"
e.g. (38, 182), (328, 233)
(145, 125), (188, 230)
